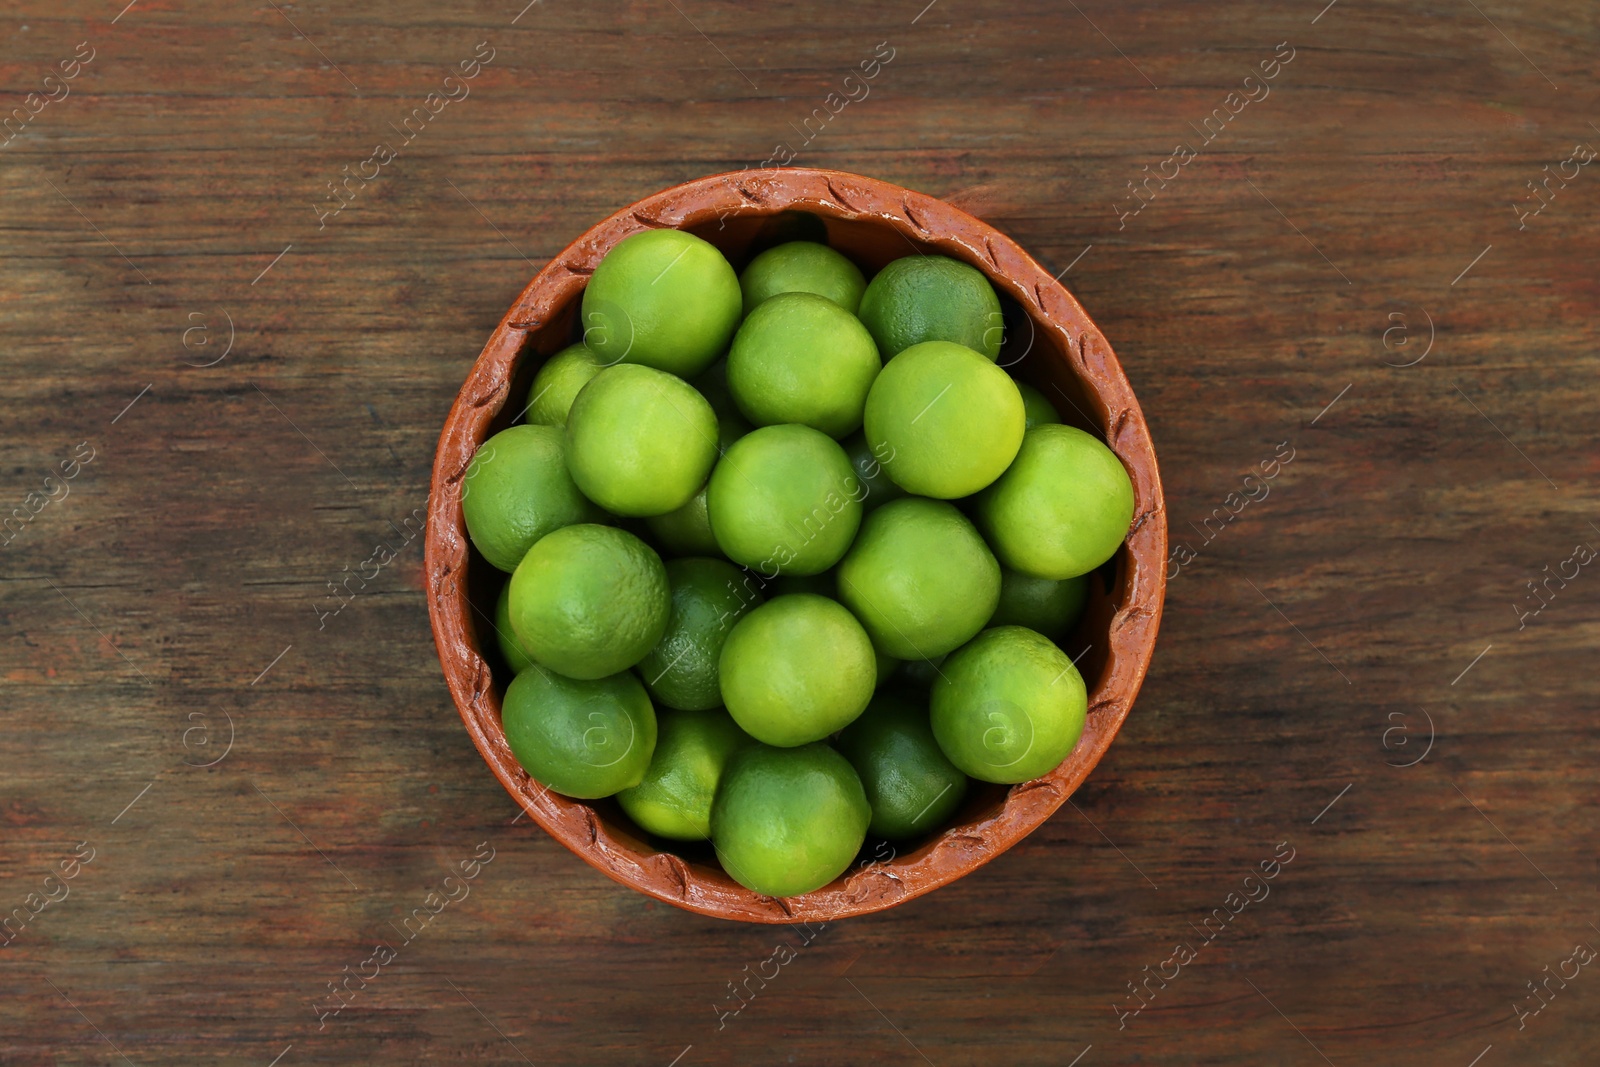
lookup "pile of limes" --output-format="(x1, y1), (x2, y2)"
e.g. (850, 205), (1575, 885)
(464, 224), (1135, 898)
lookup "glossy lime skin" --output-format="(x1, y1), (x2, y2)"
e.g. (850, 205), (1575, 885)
(705, 424), (863, 576)
(726, 292), (881, 438)
(580, 229), (741, 377)
(740, 240), (868, 315)
(989, 569), (1090, 643)
(863, 341), (1025, 498)
(508, 524), (670, 680)
(565, 363), (719, 517)
(528, 343), (610, 427)
(930, 626), (1087, 784)
(494, 581), (535, 674)
(856, 254), (1003, 360)
(710, 742), (871, 897)
(637, 558), (760, 711)
(617, 708), (752, 839)
(837, 693), (969, 839)
(719, 594), (876, 746)
(975, 423), (1135, 580)
(501, 664), (657, 799)
(462, 425), (601, 572)
(841, 430), (906, 512)
(837, 498), (1001, 660)
(645, 483), (720, 557)
(1015, 381), (1062, 430)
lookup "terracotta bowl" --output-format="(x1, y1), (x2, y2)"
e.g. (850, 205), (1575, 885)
(426, 168), (1166, 923)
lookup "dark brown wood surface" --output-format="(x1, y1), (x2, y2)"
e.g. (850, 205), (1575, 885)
(3, 1), (1597, 1064)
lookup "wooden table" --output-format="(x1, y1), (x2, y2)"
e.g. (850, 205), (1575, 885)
(3, 1), (1596, 1063)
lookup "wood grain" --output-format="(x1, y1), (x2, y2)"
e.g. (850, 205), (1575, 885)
(1, 0), (1596, 1064)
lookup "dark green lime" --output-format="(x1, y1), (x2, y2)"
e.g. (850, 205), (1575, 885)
(989, 569), (1089, 642)
(837, 693), (968, 839)
(637, 558), (760, 711)
(501, 664), (657, 798)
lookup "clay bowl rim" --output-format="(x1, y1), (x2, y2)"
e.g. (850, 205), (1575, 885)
(425, 167), (1167, 924)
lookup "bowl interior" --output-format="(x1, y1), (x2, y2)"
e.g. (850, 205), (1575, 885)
(429, 170), (1165, 923)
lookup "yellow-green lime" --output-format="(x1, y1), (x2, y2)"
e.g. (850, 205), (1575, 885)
(501, 663), (657, 798)
(863, 341), (1025, 498)
(581, 229), (741, 377)
(508, 524), (669, 680)
(1016, 381), (1062, 430)
(975, 423), (1134, 579)
(617, 708), (752, 839)
(740, 240), (868, 315)
(726, 292), (881, 438)
(565, 363), (718, 517)
(711, 742), (870, 897)
(494, 581), (535, 674)
(837, 693), (968, 839)
(462, 424), (602, 572)
(637, 558), (760, 711)
(989, 569), (1090, 642)
(836, 497), (1001, 660)
(718, 593), (876, 746)
(527, 343), (610, 427)
(930, 626), (1086, 784)
(705, 424), (863, 576)
(857, 254), (1004, 360)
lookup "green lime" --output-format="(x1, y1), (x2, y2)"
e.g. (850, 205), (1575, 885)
(617, 708), (752, 839)
(705, 424), (863, 576)
(836, 497), (1001, 659)
(581, 229), (741, 377)
(462, 425), (602, 572)
(645, 483), (719, 557)
(726, 292), (881, 438)
(501, 663), (657, 798)
(637, 558), (760, 711)
(565, 363), (719, 517)
(837, 693), (968, 839)
(718, 593), (876, 746)
(857, 254), (1003, 360)
(930, 626), (1087, 784)
(494, 581), (535, 673)
(863, 341), (1025, 498)
(508, 524), (670, 680)
(711, 742), (870, 897)
(976, 424), (1135, 579)
(841, 431), (906, 511)
(1016, 381), (1062, 430)
(527, 343), (609, 427)
(990, 569), (1090, 642)
(740, 240), (868, 315)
